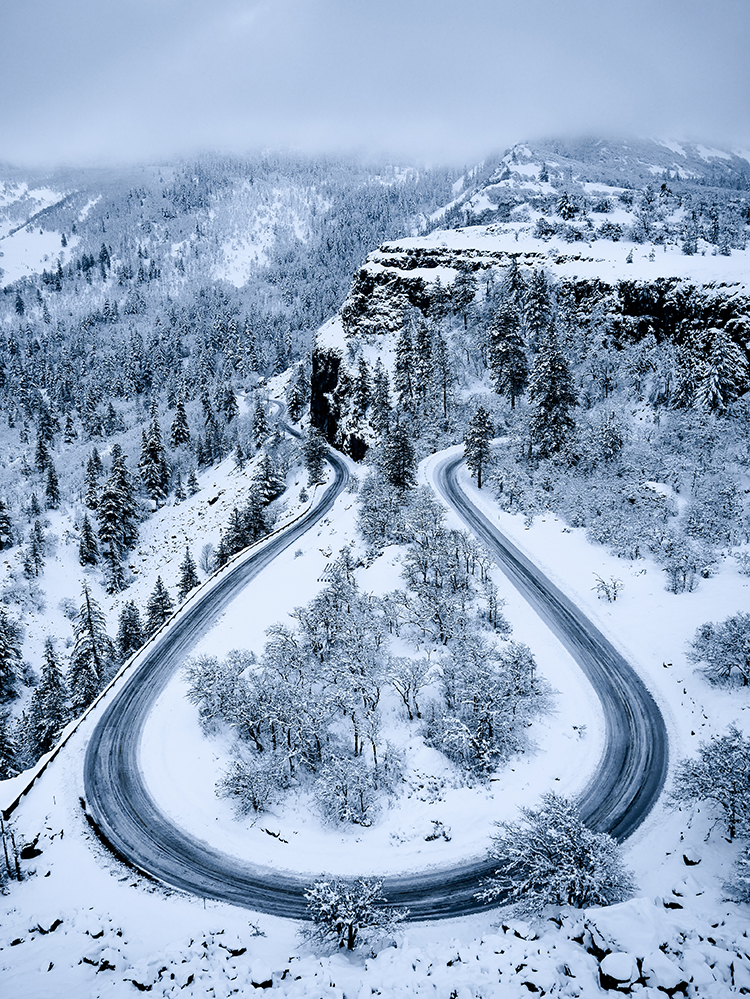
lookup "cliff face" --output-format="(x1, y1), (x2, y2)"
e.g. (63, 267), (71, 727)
(310, 212), (750, 458)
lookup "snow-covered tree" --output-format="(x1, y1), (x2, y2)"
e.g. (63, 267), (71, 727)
(527, 335), (577, 457)
(670, 725), (750, 840)
(144, 576), (174, 636)
(695, 328), (749, 413)
(78, 513), (99, 567)
(381, 424), (416, 492)
(139, 417), (170, 504)
(68, 584), (116, 712)
(479, 792), (634, 912)
(488, 302), (528, 408)
(177, 546), (200, 602)
(464, 406), (494, 489)
(169, 400), (191, 448)
(688, 611), (750, 687)
(117, 601), (144, 662)
(0, 609), (23, 702)
(25, 638), (70, 757)
(302, 427), (327, 486)
(303, 877), (407, 951)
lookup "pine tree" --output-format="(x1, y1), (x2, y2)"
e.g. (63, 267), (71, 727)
(381, 423), (416, 492)
(139, 417), (170, 504)
(286, 363), (308, 422)
(173, 468), (186, 502)
(117, 601), (144, 662)
(78, 513), (99, 566)
(34, 431), (50, 473)
(177, 546), (200, 602)
(253, 452), (283, 505)
(26, 520), (46, 576)
(451, 266), (477, 330)
(25, 638), (70, 757)
(145, 576), (174, 636)
(0, 710), (19, 779)
(0, 499), (13, 549)
(84, 448), (102, 509)
(522, 268), (553, 351)
(464, 406), (494, 488)
(252, 400), (270, 449)
(528, 335), (577, 457)
(695, 328), (749, 413)
(241, 484), (269, 544)
(488, 303), (528, 408)
(187, 467), (200, 495)
(68, 584), (115, 712)
(302, 428), (328, 486)
(169, 400), (191, 448)
(97, 445), (138, 592)
(0, 609), (23, 702)
(63, 412), (77, 444)
(393, 325), (415, 411)
(45, 463), (61, 509)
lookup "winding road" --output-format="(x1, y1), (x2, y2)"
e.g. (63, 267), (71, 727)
(83, 446), (668, 921)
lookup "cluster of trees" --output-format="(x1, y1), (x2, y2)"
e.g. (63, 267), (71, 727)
(186, 473), (547, 824)
(670, 725), (750, 901)
(0, 549), (203, 777)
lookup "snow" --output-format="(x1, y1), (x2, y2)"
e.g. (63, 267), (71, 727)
(0, 227), (76, 284)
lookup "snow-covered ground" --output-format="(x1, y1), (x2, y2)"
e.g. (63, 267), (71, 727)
(1, 432), (749, 996)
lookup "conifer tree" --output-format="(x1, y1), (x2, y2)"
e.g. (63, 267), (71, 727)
(34, 431), (50, 473)
(695, 328), (749, 413)
(177, 546), (200, 602)
(302, 427), (328, 486)
(381, 423), (416, 492)
(0, 608), (23, 702)
(84, 448), (103, 510)
(0, 710), (19, 779)
(97, 445), (138, 592)
(26, 638), (70, 757)
(233, 441), (245, 471)
(63, 412), (77, 444)
(253, 452), (283, 505)
(68, 584), (115, 712)
(139, 417), (170, 504)
(242, 484), (269, 544)
(464, 406), (494, 488)
(528, 335), (577, 457)
(187, 467), (200, 495)
(145, 576), (174, 636)
(173, 468), (186, 502)
(286, 363), (309, 422)
(252, 401), (270, 449)
(78, 513), (99, 566)
(169, 400), (191, 448)
(0, 499), (13, 550)
(393, 325), (415, 411)
(488, 302), (528, 408)
(117, 601), (144, 662)
(45, 464), (61, 509)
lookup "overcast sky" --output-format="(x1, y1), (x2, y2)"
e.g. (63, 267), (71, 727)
(2, 0), (749, 167)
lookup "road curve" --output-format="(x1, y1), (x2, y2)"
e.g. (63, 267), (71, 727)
(84, 449), (668, 921)
(431, 452), (669, 842)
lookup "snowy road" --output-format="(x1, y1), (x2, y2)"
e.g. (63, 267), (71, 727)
(431, 451), (669, 841)
(83, 448), (668, 920)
